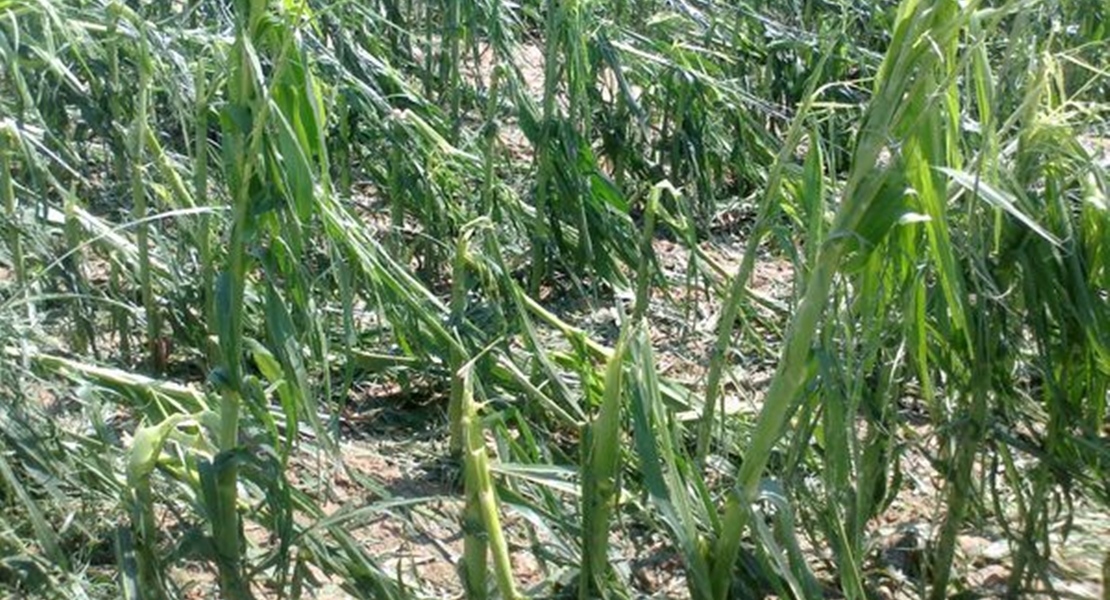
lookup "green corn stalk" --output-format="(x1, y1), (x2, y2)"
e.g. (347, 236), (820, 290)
(422, 0), (434, 98)
(126, 414), (192, 598)
(708, 158), (846, 600)
(456, 335), (488, 599)
(443, 0), (462, 140)
(694, 42), (831, 464)
(627, 322), (713, 600)
(800, 130), (826, 272)
(893, 4), (989, 598)
(457, 362), (521, 600)
(707, 1), (976, 597)
(114, 526), (142, 600)
(214, 2), (320, 593)
(194, 56), (214, 335)
(577, 182), (663, 598)
(388, 119), (407, 255)
(562, 0), (594, 271)
(529, 0), (564, 293)
(632, 182), (668, 322)
(448, 233), (471, 454)
(129, 19), (160, 372)
(106, 3), (128, 185)
(144, 127), (196, 210)
(212, 11), (270, 598)
(337, 91), (352, 198)
(31, 351), (210, 417)
(63, 191), (92, 356)
(111, 255), (132, 364)
(480, 66), (502, 216)
(580, 328), (628, 599)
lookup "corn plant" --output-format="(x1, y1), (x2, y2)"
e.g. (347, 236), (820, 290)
(0, 0), (1107, 599)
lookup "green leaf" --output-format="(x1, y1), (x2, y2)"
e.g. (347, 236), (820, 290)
(942, 167), (1062, 246)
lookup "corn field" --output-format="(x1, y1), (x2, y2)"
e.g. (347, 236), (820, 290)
(0, 0), (1108, 598)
